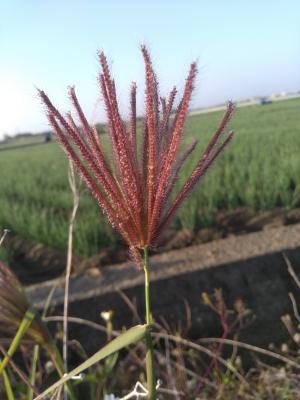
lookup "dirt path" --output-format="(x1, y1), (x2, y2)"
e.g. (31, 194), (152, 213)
(4, 207), (300, 284)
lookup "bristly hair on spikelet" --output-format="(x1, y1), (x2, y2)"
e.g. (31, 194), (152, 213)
(39, 46), (234, 265)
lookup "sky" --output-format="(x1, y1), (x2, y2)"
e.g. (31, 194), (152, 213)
(0, 0), (299, 138)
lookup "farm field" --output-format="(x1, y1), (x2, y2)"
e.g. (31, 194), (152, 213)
(0, 97), (299, 256)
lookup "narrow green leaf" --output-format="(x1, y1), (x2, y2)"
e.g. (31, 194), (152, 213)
(34, 324), (148, 400)
(2, 367), (14, 400)
(0, 307), (36, 375)
(104, 352), (118, 374)
(27, 344), (39, 400)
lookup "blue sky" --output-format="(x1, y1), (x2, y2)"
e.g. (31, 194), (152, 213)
(0, 0), (299, 137)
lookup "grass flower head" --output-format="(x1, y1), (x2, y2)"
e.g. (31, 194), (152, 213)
(39, 46), (234, 264)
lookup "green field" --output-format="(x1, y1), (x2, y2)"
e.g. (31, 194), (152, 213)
(0, 98), (299, 256)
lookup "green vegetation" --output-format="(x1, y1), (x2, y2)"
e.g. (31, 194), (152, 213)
(179, 97), (300, 227)
(0, 98), (299, 256)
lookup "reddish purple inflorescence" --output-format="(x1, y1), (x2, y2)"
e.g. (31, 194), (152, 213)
(39, 46), (234, 264)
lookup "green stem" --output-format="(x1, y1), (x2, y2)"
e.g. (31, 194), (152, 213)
(0, 307), (36, 375)
(27, 345), (39, 400)
(143, 247), (156, 400)
(1, 366), (14, 400)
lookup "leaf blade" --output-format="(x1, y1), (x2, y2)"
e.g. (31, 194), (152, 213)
(33, 324), (149, 400)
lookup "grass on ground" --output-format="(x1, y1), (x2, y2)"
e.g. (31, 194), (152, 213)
(0, 98), (299, 256)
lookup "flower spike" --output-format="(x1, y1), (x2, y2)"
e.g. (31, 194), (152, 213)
(39, 47), (234, 262)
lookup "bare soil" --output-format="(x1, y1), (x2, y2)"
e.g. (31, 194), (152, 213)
(4, 207), (300, 285)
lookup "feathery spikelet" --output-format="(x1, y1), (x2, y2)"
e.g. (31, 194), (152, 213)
(39, 46), (234, 261)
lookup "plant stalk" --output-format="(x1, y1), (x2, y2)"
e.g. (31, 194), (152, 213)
(0, 307), (36, 375)
(143, 247), (156, 400)
(27, 344), (39, 400)
(63, 161), (79, 400)
(1, 365), (14, 400)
